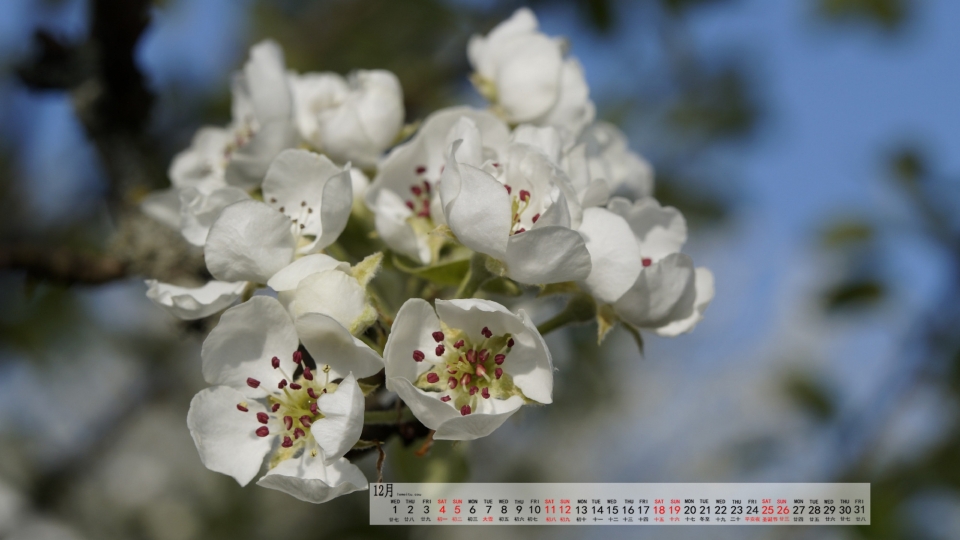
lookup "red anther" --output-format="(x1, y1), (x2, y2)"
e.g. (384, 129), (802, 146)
(453, 339), (464, 349)
(493, 162), (500, 168)
(505, 184), (512, 194)
(423, 180), (431, 193)
(448, 367), (458, 374)
(478, 349), (489, 363)
(494, 354), (505, 365)
(448, 377), (458, 389)
(417, 208), (431, 218)
(310, 402), (319, 415)
(246, 378), (261, 389)
(256, 426), (270, 437)
(507, 338), (515, 347)
(481, 327), (492, 338)
(440, 165), (445, 174)
(300, 416), (313, 427)
(465, 349), (476, 363)
(281, 436), (293, 448)
(411, 185), (423, 196)
(271, 356), (280, 369)
(294, 428), (305, 440)
(257, 412), (269, 424)
(515, 227), (526, 234)
(642, 257), (652, 267)
(272, 403), (281, 412)
(460, 373), (472, 387)
(460, 405), (472, 416)
(405, 200), (415, 210)
(532, 213), (540, 223)
(482, 387), (490, 399)
(416, 165), (427, 174)
(426, 373), (440, 384)
(278, 379), (288, 389)
(289, 383), (302, 390)
(413, 350), (425, 362)
(293, 351), (303, 364)
(436, 344), (445, 356)
(308, 388), (319, 399)
(475, 364), (487, 378)
(283, 416), (293, 430)
(469, 386), (478, 396)
(519, 190), (530, 202)
(236, 404), (249, 412)
(495, 367), (503, 379)
(440, 395), (451, 402)
(432, 331), (445, 342)
(303, 366), (314, 381)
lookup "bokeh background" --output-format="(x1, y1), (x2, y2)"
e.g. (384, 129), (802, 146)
(1, 0), (959, 539)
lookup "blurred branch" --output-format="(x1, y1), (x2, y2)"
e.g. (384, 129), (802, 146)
(0, 244), (126, 285)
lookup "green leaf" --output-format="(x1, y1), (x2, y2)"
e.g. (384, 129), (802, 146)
(480, 277), (523, 296)
(391, 252), (471, 286)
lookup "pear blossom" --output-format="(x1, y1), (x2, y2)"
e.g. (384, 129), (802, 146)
(468, 8), (595, 135)
(145, 280), (247, 321)
(187, 296), (381, 503)
(564, 122), (654, 203)
(366, 107), (510, 264)
(439, 140), (592, 285)
(579, 197), (714, 337)
(384, 298), (552, 440)
(291, 70), (404, 169)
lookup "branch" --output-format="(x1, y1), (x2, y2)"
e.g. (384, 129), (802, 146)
(0, 244), (126, 285)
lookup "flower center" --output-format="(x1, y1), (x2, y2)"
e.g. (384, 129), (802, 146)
(405, 166), (434, 219)
(504, 184), (536, 235)
(236, 350), (338, 459)
(411, 326), (517, 416)
(221, 120), (258, 166)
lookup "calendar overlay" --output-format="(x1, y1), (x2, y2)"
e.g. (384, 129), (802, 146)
(370, 483), (870, 525)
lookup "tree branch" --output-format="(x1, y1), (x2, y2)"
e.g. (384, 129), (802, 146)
(0, 244), (126, 285)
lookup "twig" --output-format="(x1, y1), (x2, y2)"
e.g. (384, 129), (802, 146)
(0, 245), (126, 285)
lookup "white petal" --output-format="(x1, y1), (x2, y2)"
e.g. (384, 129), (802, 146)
(504, 225), (592, 285)
(179, 186), (250, 246)
(290, 72), (348, 146)
(495, 34), (563, 122)
(578, 207), (642, 304)
(504, 310), (554, 404)
(145, 279), (245, 320)
(312, 373), (364, 463)
(244, 40), (293, 123)
(371, 189), (427, 263)
(262, 149), (343, 238)
(434, 298), (526, 344)
(382, 299), (441, 384)
(289, 270), (371, 335)
(538, 58), (594, 135)
(444, 117), (484, 167)
(388, 377), (459, 431)
(201, 296), (299, 396)
(267, 254), (348, 292)
(168, 126), (231, 192)
(314, 167), (353, 252)
(204, 200), (296, 283)
(296, 312), (384, 380)
(608, 196), (688, 261)
(140, 188), (182, 230)
(439, 144), (511, 259)
(224, 120), (299, 191)
(257, 454), (367, 504)
(187, 386), (272, 486)
(511, 124), (567, 163)
(613, 253), (696, 329)
(655, 267), (715, 337)
(468, 8), (540, 80)
(433, 394), (524, 441)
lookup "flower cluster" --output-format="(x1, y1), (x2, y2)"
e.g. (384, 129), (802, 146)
(143, 8), (713, 504)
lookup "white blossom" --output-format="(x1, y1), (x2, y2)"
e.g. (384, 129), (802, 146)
(291, 69), (404, 169)
(468, 8), (595, 135)
(564, 122), (654, 203)
(384, 298), (552, 440)
(187, 296), (380, 503)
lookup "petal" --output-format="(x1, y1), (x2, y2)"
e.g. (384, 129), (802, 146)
(607, 196), (687, 261)
(654, 267), (715, 337)
(179, 186), (250, 247)
(613, 253), (696, 329)
(313, 373), (364, 463)
(186, 386), (272, 486)
(243, 40), (293, 123)
(504, 225), (592, 285)
(511, 124), (566, 164)
(257, 454), (367, 504)
(439, 144), (511, 259)
(578, 207), (642, 304)
(266, 254), (348, 292)
(290, 72), (348, 146)
(468, 8), (540, 80)
(201, 296), (299, 396)
(382, 298), (441, 384)
(538, 58), (595, 135)
(168, 126), (231, 191)
(224, 120), (299, 191)
(315, 167), (353, 252)
(495, 34), (563, 122)
(434, 298), (526, 344)
(289, 270), (373, 335)
(505, 310), (554, 404)
(433, 395), (524, 441)
(371, 189), (427, 263)
(444, 117), (484, 167)
(140, 188), (182, 230)
(145, 279), (245, 320)
(296, 313), (384, 380)
(204, 200), (296, 283)
(262, 149), (344, 239)
(388, 377), (460, 431)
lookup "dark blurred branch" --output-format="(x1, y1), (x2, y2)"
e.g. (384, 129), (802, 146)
(0, 244), (126, 285)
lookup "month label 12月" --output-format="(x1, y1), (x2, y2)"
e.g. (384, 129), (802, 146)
(369, 483), (870, 526)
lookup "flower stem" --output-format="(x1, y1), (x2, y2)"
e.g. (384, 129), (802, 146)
(454, 252), (492, 298)
(536, 292), (597, 335)
(363, 407), (417, 425)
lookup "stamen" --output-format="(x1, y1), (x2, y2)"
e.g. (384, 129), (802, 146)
(303, 366), (314, 381)
(642, 258), (652, 267)
(411, 185), (423, 196)
(519, 190), (530, 202)
(426, 373), (440, 383)
(283, 416), (293, 430)
(432, 331), (444, 342)
(481, 327), (492, 338)
(256, 412), (269, 424)
(310, 402), (319, 415)
(272, 403), (281, 412)
(299, 416), (312, 427)
(465, 350), (476, 363)
(475, 364), (487, 377)
(495, 367), (503, 379)
(415, 165), (427, 174)
(453, 339), (464, 349)
(532, 213), (540, 223)
(294, 428), (305, 439)
(423, 180), (431, 193)
(448, 377), (458, 389)
(308, 388), (319, 399)
(256, 426), (270, 437)
(482, 387), (490, 399)
(293, 351), (302, 364)
(515, 227), (526, 234)
(281, 436), (293, 448)
(469, 386), (478, 396)
(246, 378), (261, 389)
(271, 356), (280, 369)
(289, 383), (302, 390)
(478, 349), (489, 363)
(507, 338), (515, 347)
(278, 379), (287, 389)
(505, 185), (512, 194)
(236, 403), (249, 412)
(460, 373), (472, 387)
(405, 201), (415, 211)
(440, 395), (451, 402)
(436, 344), (445, 356)
(413, 350), (425, 362)
(460, 405), (472, 416)
(494, 354), (505, 365)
